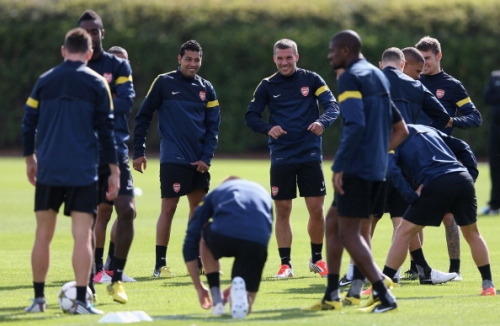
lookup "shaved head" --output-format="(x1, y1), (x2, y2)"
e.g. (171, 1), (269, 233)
(330, 30), (362, 55)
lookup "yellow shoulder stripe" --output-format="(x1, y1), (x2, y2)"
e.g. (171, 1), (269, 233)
(338, 91), (362, 103)
(456, 97), (471, 107)
(314, 85), (330, 96)
(115, 75), (133, 85)
(388, 150), (395, 154)
(26, 97), (39, 109)
(206, 100), (219, 108)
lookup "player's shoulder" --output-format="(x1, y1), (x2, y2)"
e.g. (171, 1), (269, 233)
(491, 70), (500, 77)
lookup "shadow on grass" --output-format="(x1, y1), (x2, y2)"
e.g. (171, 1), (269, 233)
(0, 304), (66, 323)
(154, 307), (323, 322)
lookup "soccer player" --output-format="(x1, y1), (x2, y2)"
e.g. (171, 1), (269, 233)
(481, 70), (500, 215)
(382, 124), (496, 296)
(245, 39), (339, 278)
(133, 40), (221, 278)
(183, 176), (273, 318)
(78, 10), (137, 304)
(22, 28), (119, 314)
(416, 36), (482, 280)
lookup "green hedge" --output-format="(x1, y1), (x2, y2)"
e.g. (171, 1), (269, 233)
(2, 0), (499, 157)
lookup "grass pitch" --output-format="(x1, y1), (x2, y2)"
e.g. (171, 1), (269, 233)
(0, 157), (497, 325)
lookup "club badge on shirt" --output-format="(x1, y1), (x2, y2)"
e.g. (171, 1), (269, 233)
(103, 73), (113, 83)
(173, 183), (181, 193)
(301, 87), (309, 96)
(199, 91), (206, 101)
(272, 186), (279, 196)
(436, 89), (445, 98)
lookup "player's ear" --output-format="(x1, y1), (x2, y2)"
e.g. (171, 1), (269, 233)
(436, 52), (442, 61)
(101, 28), (105, 40)
(177, 55), (182, 64)
(61, 45), (66, 59)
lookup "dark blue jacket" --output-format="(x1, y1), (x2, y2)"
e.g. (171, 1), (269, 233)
(484, 70), (500, 124)
(22, 60), (117, 186)
(332, 58), (393, 181)
(382, 66), (449, 128)
(87, 51), (135, 157)
(388, 124), (477, 203)
(183, 179), (273, 262)
(134, 69), (221, 165)
(245, 68), (339, 165)
(418, 70), (481, 134)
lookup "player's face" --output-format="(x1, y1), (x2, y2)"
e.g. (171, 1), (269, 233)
(178, 50), (202, 78)
(403, 59), (424, 80)
(328, 41), (346, 70)
(79, 20), (104, 58)
(419, 50), (441, 75)
(273, 48), (298, 76)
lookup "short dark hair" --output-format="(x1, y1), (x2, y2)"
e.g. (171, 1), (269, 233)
(64, 28), (92, 54)
(415, 36), (441, 55)
(77, 9), (104, 29)
(330, 30), (362, 55)
(274, 39), (298, 55)
(108, 46), (128, 57)
(381, 47), (404, 63)
(179, 40), (203, 57)
(402, 47), (424, 63)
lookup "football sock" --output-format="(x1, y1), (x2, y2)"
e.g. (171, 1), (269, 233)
(449, 259), (460, 273)
(372, 279), (389, 303)
(346, 263), (354, 279)
(112, 257), (126, 282)
(34, 282), (44, 298)
(478, 264), (492, 281)
(311, 242), (323, 264)
(347, 266), (365, 298)
(410, 260), (417, 272)
(278, 248), (292, 267)
(482, 280), (494, 290)
(323, 274), (340, 301)
(382, 266), (397, 280)
(106, 241), (115, 269)
(410, 248), (432, 276)
(155, 245), (167, 269)
(76, 286), (87, 303)
(206, 272), (222, 304)
(95, 247), (104, 272)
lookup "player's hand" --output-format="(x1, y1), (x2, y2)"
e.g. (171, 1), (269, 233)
(191, 160), (210, 173)
(307, 122), (325, 136)
(333, 172), (344, 195)
(25, 154), (37, 186)
(267, 125), (287, 139)
(415, 184), (424, 196)
(106, 164), (120, 201)
(197, 284), (212, 310)
(446, 118), (453, 128)
(133, 156), (147, 173)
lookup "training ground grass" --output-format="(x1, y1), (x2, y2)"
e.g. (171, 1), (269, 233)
(0, 157), (497, 325)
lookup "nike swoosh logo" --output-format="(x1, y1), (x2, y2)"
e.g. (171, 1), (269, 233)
(339, 280), (352, 286)
(172, 91), (180, 95)
(320, 187), (326, 192)
(273, 94), (281, 98)
(374, 305), (395, 313)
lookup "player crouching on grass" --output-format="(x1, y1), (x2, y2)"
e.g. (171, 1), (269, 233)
(382, 124), (495, 296)
(183, 176), (273, 318)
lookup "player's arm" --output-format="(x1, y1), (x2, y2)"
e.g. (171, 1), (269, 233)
(436, 129), (479, 181)
(387, 151), (420, 204)
(22, 87), (41, 186)
(112, 60), (135, 114)
(421, 85), (450, 130)
(200, 82), (221, 166)
(313, 75), (340, 131)
(245, 81), (274, 135)
(484, 72), (500, 105)
(449, 83), (482, 129)
(389, 103), (408, 150)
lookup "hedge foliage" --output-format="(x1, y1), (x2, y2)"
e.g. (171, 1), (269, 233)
(2, 0), (499, 156)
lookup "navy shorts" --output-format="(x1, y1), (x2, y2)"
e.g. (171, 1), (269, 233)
(35, 182), (98, 217)
(384, 181), (409, 218)
(203, 225), (267, 292)
(404, 172), (476, 227)
(160, 163), (210, 198)
(270, 161), (326, 200)
(334, 175), (384, 218)
(98, 155), (134, 204)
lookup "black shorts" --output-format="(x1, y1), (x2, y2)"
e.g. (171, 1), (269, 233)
(98, 155), (134, 205)
(335, 175), (384, 218)
(160, 163), (210, 198)
(35, 182), (98, 217)
(270, 161), (326, 200)
(203, 225), (267, 292)
(404, 172), (476, 227)
(384, 181), (409, 218)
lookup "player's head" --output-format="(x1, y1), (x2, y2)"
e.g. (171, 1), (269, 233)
(62, 28), (93, 62)
(77, 10), (105, 58)
(379, 47), (405, 71)
(108, 46), (128, 60)
(402, 47), (425, 79)
(273, 39), (299, 76)
(178, 40), (203, 78)
(328, 30), (362, 70)
(415, 36), (442, 75)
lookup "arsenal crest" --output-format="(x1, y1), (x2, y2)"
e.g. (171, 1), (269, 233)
(199, 91), (206, 101)
(272, 186), (279, 196)
(103, 73), (113, 83)
(436, 89), (445, 98)
(173, 183), (181, 193)
(301, 87), (309, 96)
